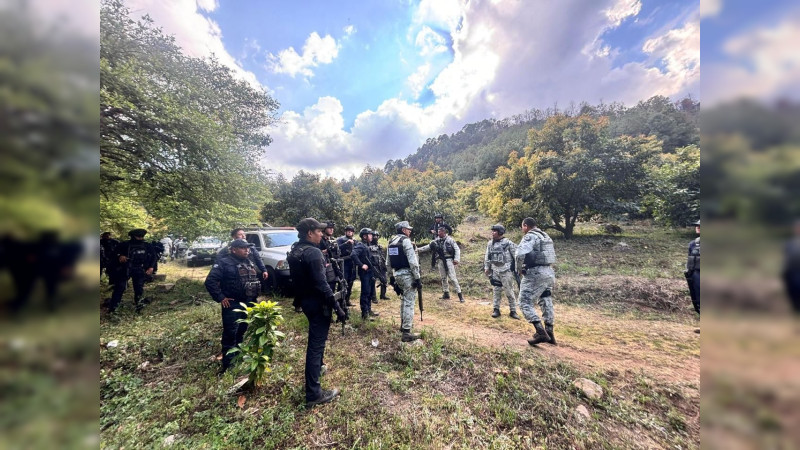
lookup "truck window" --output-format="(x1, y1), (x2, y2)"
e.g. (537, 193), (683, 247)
(246, 233), (261, 250)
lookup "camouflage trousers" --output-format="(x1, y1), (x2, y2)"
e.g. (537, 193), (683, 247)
(518, 266), (555, 325)
(491, 269), (519, 311)
(394, 270), (417, 331)
(437, 259), (461, 294)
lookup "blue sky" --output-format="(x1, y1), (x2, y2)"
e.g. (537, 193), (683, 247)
(123, 0), (703, 178)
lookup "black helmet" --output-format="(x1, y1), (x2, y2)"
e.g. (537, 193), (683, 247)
(490, 224), (506, 235)
(344, 225), (355, 232)
(693, 220), (700, 226)
(128, 228), (147, 238)
(434, 213), (443, 219)
(359, 227), (372, 238)
(372, 231), (381, 239)
(325, 221), (335, 228)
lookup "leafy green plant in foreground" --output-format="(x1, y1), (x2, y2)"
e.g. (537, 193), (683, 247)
(229, 300), (285, 387)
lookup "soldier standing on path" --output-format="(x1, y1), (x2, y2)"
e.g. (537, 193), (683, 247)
(204, 239), (262, 374)
(685, 220), (700, 315)
(387, 221), (422, 342)
(370, 231), (390, 301)
(515, 218), (557, 346)
(484, 224), (520, 319)
(286, 218), (345, 408)
(336, 225), (359, 307)
(107, 229), (156, 314)
(352, 228), (379, 320)
(418, 225), (464, 302)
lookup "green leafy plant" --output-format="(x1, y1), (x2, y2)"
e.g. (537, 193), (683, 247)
(229, 300), (285, 387)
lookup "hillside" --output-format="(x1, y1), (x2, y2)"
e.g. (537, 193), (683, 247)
(100, 216), (699, 448)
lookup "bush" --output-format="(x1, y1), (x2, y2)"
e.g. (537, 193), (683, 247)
(230, 300), (285, 386)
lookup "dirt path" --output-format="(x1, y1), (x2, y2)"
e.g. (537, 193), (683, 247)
(370, 291), (700, 386)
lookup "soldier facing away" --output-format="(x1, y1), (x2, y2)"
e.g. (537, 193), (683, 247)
(685, 220), (700, 315)
(515, 218), (557, 346)
(386, 221), (422, 342)
(107, 228), (156, 314)
(484, 224), (521, 319)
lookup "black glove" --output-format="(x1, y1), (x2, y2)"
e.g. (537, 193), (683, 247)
(389, 276), (396, 285)
(411, 278), (421, 289)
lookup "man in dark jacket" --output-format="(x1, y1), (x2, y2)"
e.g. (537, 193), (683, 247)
(204, 239), (262, 373)
(352, 228), (379, 320)
(100, 232), (118, 281)
(336, 225), (361, 307)
(107, 229), (156, 313)
(287, 218), (345, 408)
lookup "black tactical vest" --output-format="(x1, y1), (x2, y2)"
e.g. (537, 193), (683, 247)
(687, 238), (700, 272)
(287, 242), (319, 295)
(128, 241), (148, 267)
(222, 257), (260, 299)
(388, 235), (410, 269)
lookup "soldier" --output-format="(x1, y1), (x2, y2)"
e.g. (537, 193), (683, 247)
(286, 218), (345, 408)
(204, 239), (262, 374)
(387, 221), (422, 342)
(352, 228), (379, 320)
(484, 224), (520, 319)
(336, 225), (360, 307)
(160, 235), (173, 262)
(107, 229), (156, 314)
(515, 218), (557, 346)
(685, 220), (700, 315)
(429, 213), (445, 236)
(370, 231), (390, 301)
(100, 232), (118, 281)
(418, 225), (463, 302)
(783, 220), (800, 314)
(219, 228), (269, 282)
(320, 221), (342, 293)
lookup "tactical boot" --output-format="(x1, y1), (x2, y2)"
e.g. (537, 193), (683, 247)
(362, 313), (375, 322)
(401, 330), (421, 342)
(306, 388), (340, 409)
(380, 286), (389, 299)
(545, 323), (556, 345)
(491, 308), (501, 318)
(441, 292), (450, 300)
(134, 296), (143, 314)
(458, 292), (464, 303)
(371, 294), (378, 304)
(368, 311), (380, 317)
(527, 321), (551, 346)
(509, 311), (521, 320)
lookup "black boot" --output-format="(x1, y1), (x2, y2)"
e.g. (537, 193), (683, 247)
(134, 295), (143, 314)
(441, 292), (450, 300)
(401, 330), (421, 342)
(527, 321), (550, 346)
(458, 292), (464, 303)
(509, 310), (520, 320)
(545, 323), (556, 345)
(380, 285), (389, 300)
(492, 308), (500, 318)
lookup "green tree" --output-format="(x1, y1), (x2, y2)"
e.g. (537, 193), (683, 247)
(100, 0), (278, 237)
(259, 172), (347, 227)
(479, 115), (659, 238)
(642, 145), (700, 227)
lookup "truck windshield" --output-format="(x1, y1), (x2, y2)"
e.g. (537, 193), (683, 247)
(263, 232), (298, 248)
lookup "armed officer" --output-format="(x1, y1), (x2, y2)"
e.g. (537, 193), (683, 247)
(336, 225), (361, 307)
(484, 224), (521, 319)
(418, 225), (463, 302)
(100, 232), (119, 281)
(685, 220), (700, 314)
(107, 229), (156, 314)
(515, 218), (557, 346)
(387, 221), (422, 342)
(320, 221), (347, 305)
(219, 228), (269, 282)
(287, 218), (345, 408)
(353, 228), (379, 320)
(204, 239), (262, 374)
(370, 231), (390, 301)
(429, 213), (445, 236)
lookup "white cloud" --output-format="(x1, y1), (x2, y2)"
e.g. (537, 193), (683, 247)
(700, 0), (723, 19)
(704, 14), (800, 105)
(343, 25), (356, 35)
(267, 32), (340, 78)
(196, 0), (218, 13)
(415, 26), (448, 56)
(605, 0), (641, 27)
(642, 17), (700, 93)
(407, 63), (432, 98)
(123, 0), (262, 88)
(414, 0), (464, 32)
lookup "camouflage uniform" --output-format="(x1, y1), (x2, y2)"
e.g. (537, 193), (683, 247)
(515, 229), (555, 326)
(387, 232), (420, 333)
(484, 237), (518, 312)
(419, 234), (461, 296)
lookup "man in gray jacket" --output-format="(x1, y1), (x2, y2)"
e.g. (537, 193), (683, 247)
(484, 224), (520, 319)
(515, 217), (557, 346)
(386, 221), (422, 342)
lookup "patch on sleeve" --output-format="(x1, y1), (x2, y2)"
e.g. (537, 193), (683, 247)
(212, 264), (219, 268)
(523, 235), (532, 241)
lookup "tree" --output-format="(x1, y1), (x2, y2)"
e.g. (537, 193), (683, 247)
(642, 145), (700, 227)
(479, 115), (659, 238)
(610, 95), (698, 153)
(100, 0), (279, 237)
(259, 172), (347, 227)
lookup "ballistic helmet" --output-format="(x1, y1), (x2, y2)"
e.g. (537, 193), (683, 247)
(359, 227), (372, 238)
(490, 224), (506, 235)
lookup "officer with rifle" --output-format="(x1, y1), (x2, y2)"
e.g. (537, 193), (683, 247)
(484, 224), (521, 319)
(370, 231), (390, 302)
(336, 225), (360, 307)
(320, 221), (349, 333)
(387, 221), (423, 342)
(107, 228), (156, 314)
(418, 224), (464, 302)
(515, 218), (557, 346)
(352, 228), (381, 321)
(286, 218), (346, 408)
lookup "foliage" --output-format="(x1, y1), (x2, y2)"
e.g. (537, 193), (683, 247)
(100, 0), (279, 238)
(642, 145), (700, 227)
(259, 171), (347, 227)
(478, 115), (660, 238)
(609, 95), (699, 153)
(229, 300), (286, 387)
(346, 164), (465, 240)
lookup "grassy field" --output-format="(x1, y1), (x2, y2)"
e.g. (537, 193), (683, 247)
(100, 216), (700, 449)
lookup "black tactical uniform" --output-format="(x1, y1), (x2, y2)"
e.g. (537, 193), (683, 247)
(336, 226), (362, 307)
(204, 239), (261, 372)
(352, 229), (377, 319)
(108, 229), (156, 313)
(685, 220), (700, 314)
(100, 233), (118, 279)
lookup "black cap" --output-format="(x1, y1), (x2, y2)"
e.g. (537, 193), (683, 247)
(229, 239), (250, 249)
(128, 228), (147, 238)
(296, 217), (324, 235)
(325, 221), (335, 228)
(344, 225), (355, 232)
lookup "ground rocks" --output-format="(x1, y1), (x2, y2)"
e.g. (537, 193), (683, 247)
(573, 378), (603, 400)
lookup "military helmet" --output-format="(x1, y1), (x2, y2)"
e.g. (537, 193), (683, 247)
(395, 221), (413, 232)
(693, 219), (700, 226)
(128, 228), (147, 238)
(325, 221), (335, 229)
(372, 231), (381, 239)
(359, 227), (372, 238)
(434, 213), (443, 219)
(490, 224), (506, 235)
(344, 225), (355, 232)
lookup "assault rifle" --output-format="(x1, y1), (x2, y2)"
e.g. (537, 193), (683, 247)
(330, 257), (349, 335)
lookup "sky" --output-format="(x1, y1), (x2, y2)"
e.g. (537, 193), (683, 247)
(108, 0), (794, 180)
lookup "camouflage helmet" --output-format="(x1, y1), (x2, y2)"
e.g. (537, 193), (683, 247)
(344, 225), (355, 232)
(395, 221), (413, 232)
(359, 227), (372, 238)
(490, 224), (506, 235)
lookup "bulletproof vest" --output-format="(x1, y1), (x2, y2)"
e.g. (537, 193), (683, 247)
(128, 241), (148, 267)
(489, 240), (510, 264)
(325, 237), (340, 260)
(222, 257), (260, 299)
(687, 238), (700, 272)
(368, 243), (382, 266)
(287, 242), (319, 295)
(388, 235), (410, 269)
(523, 230), (556, 266)
(441, 237), (455, 258)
